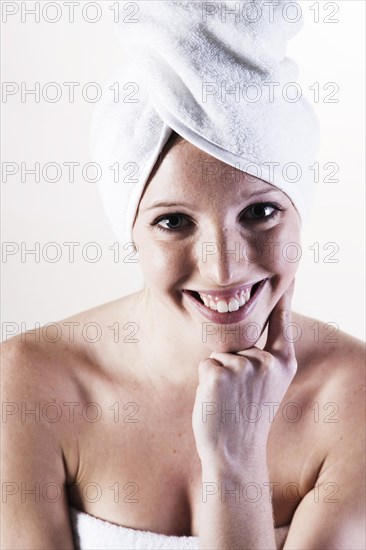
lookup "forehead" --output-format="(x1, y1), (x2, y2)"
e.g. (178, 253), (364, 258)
(142, 140), (280, 203)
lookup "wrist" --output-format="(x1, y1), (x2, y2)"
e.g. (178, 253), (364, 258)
(201, 451), (268, 481)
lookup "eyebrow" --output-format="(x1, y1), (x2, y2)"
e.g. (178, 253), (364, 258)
(143, 188), (283, 212)
(143, 201), (194, 212)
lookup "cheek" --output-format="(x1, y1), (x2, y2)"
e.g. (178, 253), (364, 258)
(253, 222), (301, 275)
(276, 223), (301, 275)
(137, 236), (189, 290)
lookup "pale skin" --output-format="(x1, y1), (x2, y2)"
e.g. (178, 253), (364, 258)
(1, 140), (365, 549)
(193, 285), (297, 549)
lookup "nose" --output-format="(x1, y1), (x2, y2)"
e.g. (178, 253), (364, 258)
(197, 230), (248, 286)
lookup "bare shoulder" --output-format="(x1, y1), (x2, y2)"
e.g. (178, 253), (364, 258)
(1, 293), (140, 494)
(1, 317), (82, 399)
(1, 290), (140, 375)
(1, 322), (83, 473)
(1, 290), (141, 417)
(1, 330), (69, 402)
(292, 311), (365, 375)
(282, 313), (365, 549)
(1, 300), (104, 432)
(292, 312), (364, 418)
(292, 310), (365, 480)
(1, 328), (81, 547)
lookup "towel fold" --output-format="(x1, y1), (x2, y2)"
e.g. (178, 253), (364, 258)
(90, 0), (320, 244)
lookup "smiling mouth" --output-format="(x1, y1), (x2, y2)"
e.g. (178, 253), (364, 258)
(184, 280), (264, 314)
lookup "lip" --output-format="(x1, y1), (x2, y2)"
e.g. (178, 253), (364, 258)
(192, 281), (260, 300)
(182, 278), (268, 325)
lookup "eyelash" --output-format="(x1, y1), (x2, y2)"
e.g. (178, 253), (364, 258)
(152, 213), (192, 233)
(151, 202), (284, 233)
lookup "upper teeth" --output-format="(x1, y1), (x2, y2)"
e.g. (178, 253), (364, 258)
(199, 288), (251, 313)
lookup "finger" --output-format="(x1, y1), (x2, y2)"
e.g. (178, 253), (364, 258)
(209, 351), (253, 372)
(198, 357), (224, 383)
(264, 279), (296, 360)
(208, 352), (235, 370)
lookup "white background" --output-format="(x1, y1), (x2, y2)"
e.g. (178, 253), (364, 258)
(1, 1), (365, 341)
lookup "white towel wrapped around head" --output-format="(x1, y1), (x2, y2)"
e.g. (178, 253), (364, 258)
(91, 0), (320, 245)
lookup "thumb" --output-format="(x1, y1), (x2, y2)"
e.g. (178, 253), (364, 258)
(264, 278), (296, 355)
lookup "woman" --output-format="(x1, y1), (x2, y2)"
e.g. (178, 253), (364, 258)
(2, 2), (365, 549)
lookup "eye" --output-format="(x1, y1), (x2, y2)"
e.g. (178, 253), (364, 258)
(153, 213), (191, 232)
(243, 202), (282, 222)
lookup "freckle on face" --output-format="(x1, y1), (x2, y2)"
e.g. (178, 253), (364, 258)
(132, 141), (301, 351)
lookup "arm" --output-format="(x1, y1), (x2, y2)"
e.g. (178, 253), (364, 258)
(1, 339), (76, 549)
(192, 283), (297, 550)
(283, 361), (366, 550)
(199, 458), (277, 550)
(283, 450), (365, 549)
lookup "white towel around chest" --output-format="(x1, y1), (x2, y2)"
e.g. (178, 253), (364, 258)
(70, 507), (198, 550)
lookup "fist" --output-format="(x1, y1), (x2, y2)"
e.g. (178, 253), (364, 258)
(192, 281), (297, 467)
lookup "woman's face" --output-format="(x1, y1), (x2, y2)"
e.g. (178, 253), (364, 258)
(133, 140), (301, 352)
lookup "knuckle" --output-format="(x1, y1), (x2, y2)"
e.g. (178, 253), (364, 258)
(260, 351), (275, 370)
(233, 355), (250, 370)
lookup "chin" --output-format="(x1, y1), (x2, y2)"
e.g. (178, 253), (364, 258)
(207, 340), (258, 354)
(197, 318), (266, 353)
